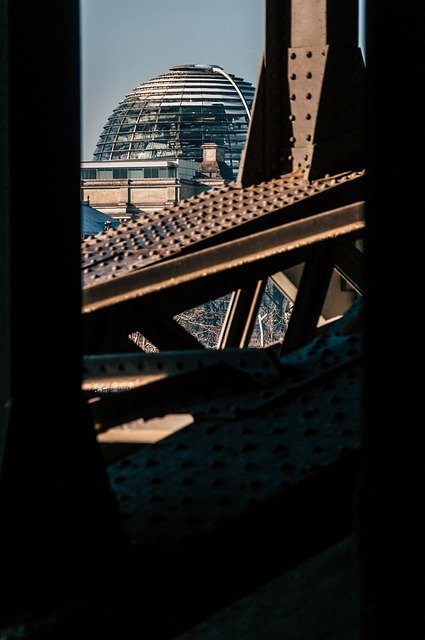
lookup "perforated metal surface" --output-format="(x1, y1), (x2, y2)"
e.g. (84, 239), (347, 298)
(106, 300), (363, 552)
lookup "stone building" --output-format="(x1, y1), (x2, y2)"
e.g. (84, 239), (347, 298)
(80, 143), (233, 220)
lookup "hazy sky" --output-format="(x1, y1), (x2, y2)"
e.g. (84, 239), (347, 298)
(80, 0), (265, 160)
(80, 0), (365, 160)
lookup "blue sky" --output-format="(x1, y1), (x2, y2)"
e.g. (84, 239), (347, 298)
(80, 0), (365, 160)
(80, 0), (265, 159)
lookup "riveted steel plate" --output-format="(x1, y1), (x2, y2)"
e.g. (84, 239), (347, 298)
(82, 170), (364, 293)
(83, 347), (282, 392)
(82, 201), (363, 313)
(105, 298), (363, 552)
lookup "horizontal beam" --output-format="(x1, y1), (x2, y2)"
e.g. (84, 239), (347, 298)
(83, 201), (364, 315)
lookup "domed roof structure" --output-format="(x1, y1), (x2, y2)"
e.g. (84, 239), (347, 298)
(93, 64), (255, 179)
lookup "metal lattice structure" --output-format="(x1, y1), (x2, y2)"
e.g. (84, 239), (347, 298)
(92, 64), (255, 178)
(3, 0), (424, 639)
(77, 0), (366, 635)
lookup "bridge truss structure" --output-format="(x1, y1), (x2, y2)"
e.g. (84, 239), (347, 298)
(1, 1), (424, 639)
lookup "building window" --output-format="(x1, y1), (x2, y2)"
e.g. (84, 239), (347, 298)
(113, 168), (128, 179)
(81, 169), (96, 179)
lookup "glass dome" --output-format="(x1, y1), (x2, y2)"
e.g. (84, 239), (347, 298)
(93, 64), (256, 179)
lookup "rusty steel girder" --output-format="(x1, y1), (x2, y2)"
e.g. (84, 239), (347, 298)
(81, 0), (365, 355)
(77, 5), (366, 637)
(1, 1), (374, 638)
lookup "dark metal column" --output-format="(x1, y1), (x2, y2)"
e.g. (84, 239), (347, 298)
(0, 0), (127, 621)
(360, 2), (425, 638)
(239, 0), (364, 187)
(0, 0), (10, 474)
(280, 241), (337, 354)
(238, 0), (292, 187)
(217, 280), (266, 348)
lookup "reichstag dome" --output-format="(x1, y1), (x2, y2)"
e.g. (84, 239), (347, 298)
(93, 64), (256, 178)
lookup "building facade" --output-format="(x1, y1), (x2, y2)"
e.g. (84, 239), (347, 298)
(92, 64), (255, 180)
(81, 64), (255, 220)
(81, 158), (198, 220)
(81, 144), (234, 220)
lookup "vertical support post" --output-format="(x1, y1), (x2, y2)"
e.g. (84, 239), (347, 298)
(0, 0), (127, 620)
(217, 280), (266, 348)
(0, 0), (10, 474)
(239, 0), (364, 186)
(360, 2), (425, 638)
(238, 0), (292, 187)
(280, 241), (336, 355)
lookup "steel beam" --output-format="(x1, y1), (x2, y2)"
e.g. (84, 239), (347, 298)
(0, 0), (127, 622)
(280, 240), (337, 354)
(83, 201), (364, 315)
(82, 170), (364, 285)
(0, 0), (10, 474)
(84, 297), (205, 354)
(217, 280), (266, 348)
(238, 0), (364, 185)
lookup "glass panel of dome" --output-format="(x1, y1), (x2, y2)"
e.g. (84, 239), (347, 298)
(137, 117), (157, 124)
(132, 151), (149, 159)
(93, 65), (254, 177)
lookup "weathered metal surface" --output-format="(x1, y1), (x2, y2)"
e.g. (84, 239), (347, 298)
(217, 281), (266, 348)
(82, 195), (364, 314)
(239, 0), (363, 185)
(82, 171), (363, 285)
(82, 199), (363, 354)
(83, 347), (281, 392)
(2, 1), (370, 638)
(238, 1), (292, 186)
(279, 241), (337, 353)
(104, 299), (363, 574)
(85, 347), (282, 432)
